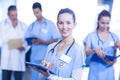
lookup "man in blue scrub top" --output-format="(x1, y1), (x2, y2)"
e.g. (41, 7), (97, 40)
(25, 2), (61, 80)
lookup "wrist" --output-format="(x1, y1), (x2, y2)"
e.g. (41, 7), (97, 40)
(47, 74), (55, 79)
(41, 40), (47, 44)
(92, 49), (95, 53)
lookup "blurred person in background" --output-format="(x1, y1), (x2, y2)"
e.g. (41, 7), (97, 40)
(0, 5), (28, 80)
(83, 10), (120, 80)
(25, 2), (61, 80)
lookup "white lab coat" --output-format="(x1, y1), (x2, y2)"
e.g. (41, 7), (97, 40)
(0, 18), (28, 71)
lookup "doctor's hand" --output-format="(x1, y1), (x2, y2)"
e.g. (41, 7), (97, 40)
(103, 57), (116, 65)
(93, 48), (105, 59)
(17, 46), (25, 51)
(114, 41), (120, 48)
(32, 66), (51, 77)
(32, 39), (43, 45)
(41, 60), (55, 69)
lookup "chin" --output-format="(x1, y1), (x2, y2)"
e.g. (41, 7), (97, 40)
(62, 34), (69, 38)
(101, 29), (108, 32)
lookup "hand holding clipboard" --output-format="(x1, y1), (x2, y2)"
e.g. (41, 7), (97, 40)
(104, 55), (120, 61)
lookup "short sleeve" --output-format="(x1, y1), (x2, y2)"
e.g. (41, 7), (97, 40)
(72, 45), (86, 69)
(44, 42), (57, 60)
(83, 33), (92, 47)
(111, 32), (119, 42)
(25, 23), (34, 38)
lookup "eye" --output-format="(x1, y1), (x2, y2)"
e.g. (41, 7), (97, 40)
(101, 22), (105, 24)
(106, 22), (109, 25)
(58, 21), (63, 25)
(66, 21), (71, 25)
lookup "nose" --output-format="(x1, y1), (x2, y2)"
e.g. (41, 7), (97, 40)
(63, 23), (67, 29)
(104, 23), (109, 27)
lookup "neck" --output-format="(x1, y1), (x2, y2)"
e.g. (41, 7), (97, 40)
(97, 29), (109, 34)
(38, 16), (44, 23)
(56, 36), (74, 54)
(62, 36), (74, 44)
(12, 19), (18, 28)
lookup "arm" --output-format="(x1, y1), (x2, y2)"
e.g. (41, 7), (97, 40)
(85, 43), (116, 65)
(83, 33), (95, 57)
(84, 44), (94, 57)
(17, 38), (28, 51)
(36, 67), (83, 80)
(32, 22), (61, 45)
(115, 41), (120, 49)
(18, 23), (28, 51)
(85, 44), (105, 59)
(34, 45), (84, 80)
(0, 21), (9, 45)
(47, 68), (83, 80)
(32, 38), (58, 45)
(45, 45), (84, 80)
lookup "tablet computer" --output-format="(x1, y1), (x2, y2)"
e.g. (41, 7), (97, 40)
(25, 62), (55, 74)
(25, 37), (37, 45)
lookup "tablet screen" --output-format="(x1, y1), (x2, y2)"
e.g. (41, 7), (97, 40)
(25, 62), (55, 74)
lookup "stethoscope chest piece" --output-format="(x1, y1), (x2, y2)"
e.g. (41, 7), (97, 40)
(59, 62), (65, 67)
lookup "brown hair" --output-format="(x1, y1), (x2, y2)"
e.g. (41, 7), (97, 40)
(96, 10), (111, 30)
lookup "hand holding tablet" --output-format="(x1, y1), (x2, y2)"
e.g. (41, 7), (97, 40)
(25, 62), (55, 74)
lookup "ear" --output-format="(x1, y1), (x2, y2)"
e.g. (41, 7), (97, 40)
(74, 22), (77, 28)
(56, 22), (58, 26)
(7, 12), (9, 16)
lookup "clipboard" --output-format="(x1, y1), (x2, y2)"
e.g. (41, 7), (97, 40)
(25, 37), (37, 45)
(8, 38), (22, 50)
(91, 54), (120, 62)
(104, 55), (120, 61)
(25, 62), (55, 74)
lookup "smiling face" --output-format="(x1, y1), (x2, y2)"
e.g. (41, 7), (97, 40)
(57, 13), (76, 38)
(98, 16), (110, 32)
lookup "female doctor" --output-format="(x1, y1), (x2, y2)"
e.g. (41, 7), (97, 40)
(0, 5), (27, 80)
(83, 10), (120, 80)
(32, 8), (86, 80)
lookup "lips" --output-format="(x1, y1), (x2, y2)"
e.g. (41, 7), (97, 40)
(99, 27), (106, 31)
(61, 30), (68, 34)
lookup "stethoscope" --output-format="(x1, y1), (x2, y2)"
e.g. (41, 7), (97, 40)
(96, 31), (115, 50)
(29, 20), (47, 37)
(96, 31), (120, 60)
(48, 39), (75, 55)
(48, 39), (75, 67)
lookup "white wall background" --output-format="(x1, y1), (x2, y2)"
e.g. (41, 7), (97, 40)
(16, 0), (98, 46)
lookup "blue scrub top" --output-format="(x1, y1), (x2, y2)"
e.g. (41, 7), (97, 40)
(83, 31), (119, 80)
(25, 19), (61, 63)
(84, 31), (119, 57)
(44, 41), (85, 78)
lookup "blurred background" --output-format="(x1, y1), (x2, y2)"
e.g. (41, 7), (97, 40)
(0, 0), (120, 80)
